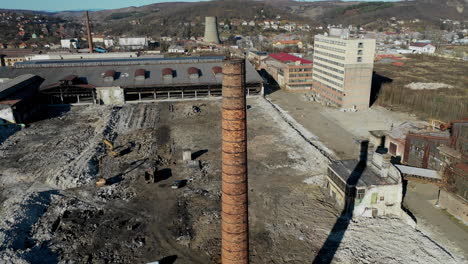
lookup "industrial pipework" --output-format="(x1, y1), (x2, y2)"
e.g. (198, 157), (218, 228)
(221, 59), (249, 264)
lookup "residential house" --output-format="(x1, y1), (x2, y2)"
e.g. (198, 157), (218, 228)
(409, 43), (436, 54)
(272, 40), (303, 49)
(168, 45), (185, 53)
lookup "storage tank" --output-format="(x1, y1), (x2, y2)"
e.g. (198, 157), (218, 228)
(204, 16), (221, 44)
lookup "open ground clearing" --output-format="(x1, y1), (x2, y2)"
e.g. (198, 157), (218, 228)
(0, 97), (464, 263)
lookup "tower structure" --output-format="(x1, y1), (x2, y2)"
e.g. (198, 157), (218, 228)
(204, 16), (221, 44)
(221, 59), (249, 264)
(85, 11), (94, 53)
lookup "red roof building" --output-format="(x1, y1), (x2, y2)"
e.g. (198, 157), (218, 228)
(269, 52), (312, 64)
(261, 53), (313, 91)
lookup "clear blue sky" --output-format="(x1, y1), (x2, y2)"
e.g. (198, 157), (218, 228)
(1, 0), (401, 12)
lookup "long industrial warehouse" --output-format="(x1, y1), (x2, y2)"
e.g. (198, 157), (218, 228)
(0, 56), (263, 104)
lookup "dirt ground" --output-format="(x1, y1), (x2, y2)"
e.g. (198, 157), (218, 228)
(266, 90), (467, 262)
(0, 97), (464, 263)
(266, 90), (417, 159)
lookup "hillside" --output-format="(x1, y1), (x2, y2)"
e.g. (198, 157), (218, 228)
(1, 0), (467, 39)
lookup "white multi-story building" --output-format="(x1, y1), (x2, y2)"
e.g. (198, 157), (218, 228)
(312, 28), (376, 110)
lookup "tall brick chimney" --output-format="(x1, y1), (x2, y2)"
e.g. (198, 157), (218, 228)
(221, 59), (249, 264)
(86, 11), (93, 53)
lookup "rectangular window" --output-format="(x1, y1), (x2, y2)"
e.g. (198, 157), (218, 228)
(358, 42), (363, 48)
(357, 57), (362, 63)
(371, 193), (378, 204)
(357, 189), (365, 199)
(390, 142), (397, 155)
(358, 50), (363, 55)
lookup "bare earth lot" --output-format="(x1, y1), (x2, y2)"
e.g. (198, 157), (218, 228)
(0, 97), (464, 263)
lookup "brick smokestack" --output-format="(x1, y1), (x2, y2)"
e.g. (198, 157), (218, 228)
(86, 11), (94, 53)
(221, 59), (249, 264)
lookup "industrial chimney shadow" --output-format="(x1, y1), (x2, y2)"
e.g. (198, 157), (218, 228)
(159, 255), (178, 264)
(191, 149), (208, 160)
(312, 141), (369, 264)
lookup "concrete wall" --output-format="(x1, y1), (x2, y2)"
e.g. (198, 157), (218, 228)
(342, 64), (373, 110)
(355, 165), (403, 217)
(327, 164), (403, 218)
(354, 183), (403, 217)
(438, 189), (468, 224)
(385, 137), (406, 160)
(96, 87), (125, 105)
(0, 107), (15, 124)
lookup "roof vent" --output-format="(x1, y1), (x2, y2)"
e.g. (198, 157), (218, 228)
(103, 70), (116, 82)
(212, 66), (222, 77)
(188, 67), (200, 79)
(135, 68), (146, 81)
(60, 75), (77, 86)
(162, 68), (173, 80)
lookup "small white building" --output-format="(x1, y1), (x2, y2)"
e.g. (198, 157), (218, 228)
(104, 39), (115, 48)
(168, 45), (185, 53)
(60, 39), (79, 49)
(409, 43), (436, 54)
(118, 37), (148, 50)
(326, 150), (404, 218)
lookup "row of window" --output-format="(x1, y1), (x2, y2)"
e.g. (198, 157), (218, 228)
(315, 81), (343, 95)
(316, 86), (343, 101)
(314, 61), (344, 74)
(315, 37), (347, 47)
(315, 44), (346, 54)
(289, 67), (312, 72)
(314, 50), (345, 61)
(288, 84), (311, 88)
(314, 55), (345, 68)
(289, 73), (313, 78)
(327, 169), (346, 191)
(313, 73), (343, 88)
(314, 67), (344, 81)
(289, 78), (313, 83)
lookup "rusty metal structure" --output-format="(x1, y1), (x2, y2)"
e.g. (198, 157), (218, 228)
(85, 11), (94, 53)
(221, 59), (249, 264)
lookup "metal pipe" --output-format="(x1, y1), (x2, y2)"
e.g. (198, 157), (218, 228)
(221, 58), (249, 264)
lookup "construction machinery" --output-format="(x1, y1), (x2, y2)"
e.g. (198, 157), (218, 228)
(103, 139), (119, 157)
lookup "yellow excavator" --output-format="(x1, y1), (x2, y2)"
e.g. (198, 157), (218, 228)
(103, 139), (119, 157)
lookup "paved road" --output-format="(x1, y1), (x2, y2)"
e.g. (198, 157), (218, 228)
(266, 90), (359, 159)
(404, 182), (468, 260)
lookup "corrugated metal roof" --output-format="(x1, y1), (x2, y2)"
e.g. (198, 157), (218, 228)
(0, 60), (262, 90)
(329, 159), (399, 188)
(395, 165), (441, 179)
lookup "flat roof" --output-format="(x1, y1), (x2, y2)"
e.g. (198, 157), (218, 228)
(329, 159), (398, 188)
(395, 165), (441, 180)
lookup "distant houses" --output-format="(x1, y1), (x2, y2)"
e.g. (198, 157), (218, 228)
(409, 43), (436, 54)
